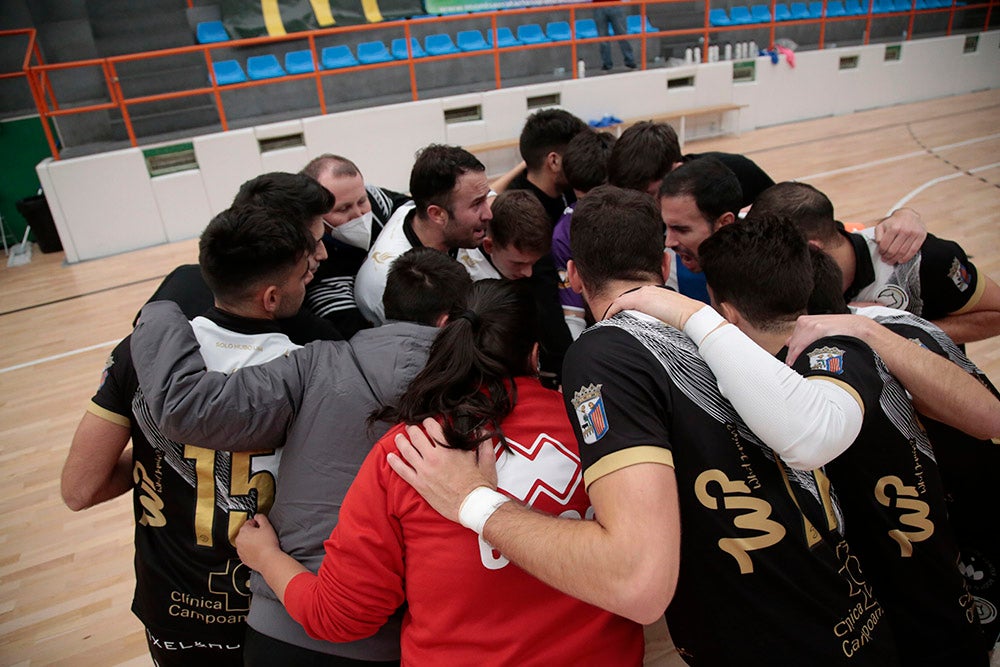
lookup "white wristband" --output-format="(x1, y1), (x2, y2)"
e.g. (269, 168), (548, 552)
(458, 486), (510, 535)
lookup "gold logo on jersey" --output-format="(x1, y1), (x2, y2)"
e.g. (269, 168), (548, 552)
(695, 469), (786, 573)
(371, 251), (396, 265)
(874, 475), (933, 557)
(134, 461), (167, 527)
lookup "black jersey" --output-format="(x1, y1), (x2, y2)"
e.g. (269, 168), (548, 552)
(563, 313), (898, 666)
(859, 307), (1000, 652)
(785, 335), (986, 665)
(845, 230), (984, 320)
(89, 313), (294, 639)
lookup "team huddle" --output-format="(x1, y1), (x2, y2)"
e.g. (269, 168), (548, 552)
(62, 108), (1000, 666)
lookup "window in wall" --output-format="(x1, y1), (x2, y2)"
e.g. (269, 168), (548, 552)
(839, 55), (859, 70)
(144, 142), (197, 177)
(258, 134), (305, 152)
(884, 44), (902, 61)
(963, 35), (979, 53)
(732, 61), (755, 83)
(668, 75), (696, 89)
(527, 93), (560, 109)
(444, 105), (483, 123)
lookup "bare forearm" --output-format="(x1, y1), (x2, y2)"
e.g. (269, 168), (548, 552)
(932, 311), (1000, 345)
(483, 502), (674, 624)
(256, 550), (309, 605)
(862, 321), (1000, 438)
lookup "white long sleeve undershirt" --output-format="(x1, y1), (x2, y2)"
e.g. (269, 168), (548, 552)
(684, 307), (863, 470)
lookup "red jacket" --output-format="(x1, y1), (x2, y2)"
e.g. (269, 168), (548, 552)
(284, 377), (643, 665)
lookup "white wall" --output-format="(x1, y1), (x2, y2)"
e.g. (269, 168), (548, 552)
(39, 31), (1000, 263)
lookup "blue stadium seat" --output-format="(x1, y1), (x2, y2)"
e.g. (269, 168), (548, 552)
(774, 4), (793, 19)
(391, 38), (426, 59)
(751, 5), (773, 21)
(357, 40), (393, 63)
(321, 45), (359, 69)
(872, 0), (893, 11)
(826, 0), (848, 15)
(710, 8), (733, 25)
(575, 18), (599, 38)
(808, 1), (824, 16)
(626, 15), (658, 33)
(790, 2), (811, 17)
(456, 30), (489, 51)
(729, 6), (756, 23)
(246, 55), (284, 80)
(892, 0), (913, 10)
(196, 21), (229, 44)
(844, 0), (865, 13)
(425, 33), (460, 55)
(546, 21), (572, 41)
(516, 24), (550, 44)
(488, 27), (521, 47)
(211, 60), (246, 85)
(284, 50), (315, 74)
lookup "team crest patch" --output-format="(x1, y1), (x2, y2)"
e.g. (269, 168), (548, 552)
(948, 257), (971, 292)
(807, 346), (846, 374)
(876, 284), (909, 310)
(571, 383), (609, 444)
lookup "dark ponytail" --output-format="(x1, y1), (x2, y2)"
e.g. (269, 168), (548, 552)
(376, 279), (539, 451)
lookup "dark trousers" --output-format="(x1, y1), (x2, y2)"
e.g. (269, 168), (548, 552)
(244, 626), (401, 667)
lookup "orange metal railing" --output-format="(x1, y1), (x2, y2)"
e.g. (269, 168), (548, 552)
(4, 0), (996, 160)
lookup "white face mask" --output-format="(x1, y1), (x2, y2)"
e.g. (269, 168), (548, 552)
(328, 211), (373, 250)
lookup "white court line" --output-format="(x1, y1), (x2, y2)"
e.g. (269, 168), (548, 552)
(0, 339), (119, 375)
(795, 132), (1000, 182)
(886, 161), (1000, 216)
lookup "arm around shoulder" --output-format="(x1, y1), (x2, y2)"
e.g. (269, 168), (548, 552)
(483, 462), (680, 624)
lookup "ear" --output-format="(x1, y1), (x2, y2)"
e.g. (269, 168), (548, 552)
(426, 203), (448, 226)
(546, 151), (562, 173)
(482, 236), (494, 255)
(715, 211), (736, 230)
(717, 300), (742, 326)
(261, 284), (281, 315)
(807, 238), (825, 251)
(529, 342), (540, 375)
(661, 251), (672, 283)
(567, 260), (584, 295)
(434, 312), (449, 328)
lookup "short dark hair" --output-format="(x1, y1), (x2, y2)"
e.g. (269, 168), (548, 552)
(409, 144), (486, 218)
(563, 130), (616, 193)
(570, 185), (664, 295)
(658, 157), (743, 222)
(518, 109), (588, 171)
(199, 205), (313, 304)
(748, 181), (839, 243)
(383, 248), (473, 325)
(807, 246), (850, 315)
(488, 190), (551, 255)
(698, 214), (814, 330)
(300, 154), (361, 180)
(231, 172), (334, 227)
(607, 121), (681, 192)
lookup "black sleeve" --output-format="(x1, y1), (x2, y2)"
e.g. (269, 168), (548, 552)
(562, 326), (673, 474)
(91, 336), (138, 420)
(529, 253), (573, 389)
(917, 234), (980, 320)
(787, 335), (882, 413)
(278, 309), (344, 344)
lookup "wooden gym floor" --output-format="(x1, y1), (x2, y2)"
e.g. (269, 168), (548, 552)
(0, 88), (998, 666)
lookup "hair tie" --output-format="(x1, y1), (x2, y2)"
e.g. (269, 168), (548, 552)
(458, 310), (480, 329)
